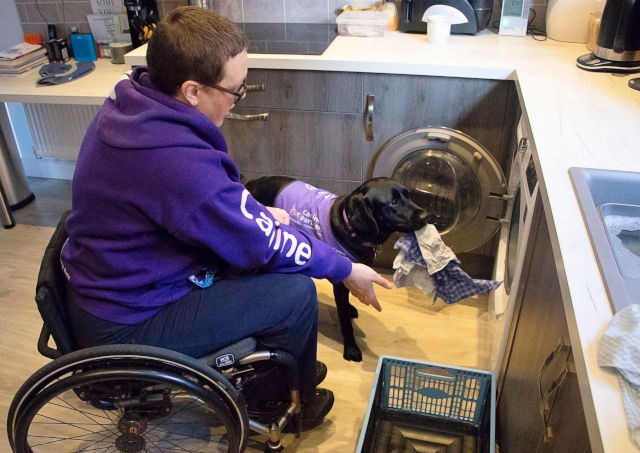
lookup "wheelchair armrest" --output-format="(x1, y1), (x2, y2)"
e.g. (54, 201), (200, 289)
(37, 323), (63, 360)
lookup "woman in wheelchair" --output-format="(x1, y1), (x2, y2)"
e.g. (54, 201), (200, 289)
(8, 7), (392, 453)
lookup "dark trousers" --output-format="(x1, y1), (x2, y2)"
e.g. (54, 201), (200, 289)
(67, 272), (319, 398)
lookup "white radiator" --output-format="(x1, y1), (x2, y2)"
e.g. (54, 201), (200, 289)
(23, 103), (99, 160)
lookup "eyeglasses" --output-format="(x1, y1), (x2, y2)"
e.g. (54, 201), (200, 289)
(206, 81), (247, 103)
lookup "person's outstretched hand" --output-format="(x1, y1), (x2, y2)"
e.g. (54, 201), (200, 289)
(343, 262), (393, 312)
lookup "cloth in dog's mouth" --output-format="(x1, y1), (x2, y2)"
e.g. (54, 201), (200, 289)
(393, 224), (501, 304)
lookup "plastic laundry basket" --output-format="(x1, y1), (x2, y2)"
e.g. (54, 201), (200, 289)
(356, 356), (495, 452)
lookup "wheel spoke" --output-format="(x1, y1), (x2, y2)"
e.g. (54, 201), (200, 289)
(13, 352), (244, 452)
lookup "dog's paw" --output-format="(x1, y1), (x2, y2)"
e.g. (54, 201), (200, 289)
(343, 345), (362, 362)
(346, 304), (359, 319)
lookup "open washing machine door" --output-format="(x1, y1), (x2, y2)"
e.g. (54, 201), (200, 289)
(373, 127), (507, 254)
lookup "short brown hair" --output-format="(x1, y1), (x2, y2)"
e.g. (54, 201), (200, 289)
(147, 7), (248, 96)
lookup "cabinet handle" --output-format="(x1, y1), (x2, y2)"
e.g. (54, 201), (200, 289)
(246, 83), (266, 92)
(364, 94), (375, 141)
(538, 341), (571, 442)
(227, 112), (269, 121)
(518, 137), (529, 156)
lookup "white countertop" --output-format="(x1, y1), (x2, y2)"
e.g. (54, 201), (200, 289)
(0, 59), (132, 105)
(4, 30), (640, 452)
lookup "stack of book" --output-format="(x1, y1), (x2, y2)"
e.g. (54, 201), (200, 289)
(0, 42), (48, 75)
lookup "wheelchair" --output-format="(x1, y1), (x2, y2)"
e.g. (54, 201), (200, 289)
(7, 212), (304, 453)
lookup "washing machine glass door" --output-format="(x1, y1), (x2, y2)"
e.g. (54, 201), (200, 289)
(392, 149), (481, 234)
(373, 127), (506, 254)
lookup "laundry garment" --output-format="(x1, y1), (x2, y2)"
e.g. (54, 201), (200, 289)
(393, 247), (435, 296)
(393, 224), (501, 303)
(36, 61), (95, 86)
(598, 303), (640, 448)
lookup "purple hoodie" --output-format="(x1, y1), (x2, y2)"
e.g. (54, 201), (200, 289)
(61, 67), (351, 324)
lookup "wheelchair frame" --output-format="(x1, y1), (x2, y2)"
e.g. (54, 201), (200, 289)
(7, 212), (303, 453)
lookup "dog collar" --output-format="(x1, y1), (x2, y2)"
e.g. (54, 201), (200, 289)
(342, 209), (376, 248)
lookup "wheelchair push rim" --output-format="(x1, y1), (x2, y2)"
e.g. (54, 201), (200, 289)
(8, 345), (249, 453)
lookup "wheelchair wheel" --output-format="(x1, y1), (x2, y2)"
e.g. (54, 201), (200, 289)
(8, 344), (249, 453)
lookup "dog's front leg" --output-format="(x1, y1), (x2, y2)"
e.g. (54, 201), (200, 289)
(333, 282), (363, 362)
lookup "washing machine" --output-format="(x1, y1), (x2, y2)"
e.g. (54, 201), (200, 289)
(372, 126), (508, 275)
(490, 118), (539, 317)
(488, 117), (540, 375)
(371, 124), (539, 376)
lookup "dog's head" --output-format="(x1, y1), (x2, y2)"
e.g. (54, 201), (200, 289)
(345, 177), (428, 239)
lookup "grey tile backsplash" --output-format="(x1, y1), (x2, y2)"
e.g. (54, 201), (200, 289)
(210, 0), (348, 23)
(210, 0), (548, 26)
(13, 0), (549, 45)
(13, 0), (349, 43)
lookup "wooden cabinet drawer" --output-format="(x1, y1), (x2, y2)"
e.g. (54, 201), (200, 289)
(243, 69), (363, 113)
(222, 108), (364, 181)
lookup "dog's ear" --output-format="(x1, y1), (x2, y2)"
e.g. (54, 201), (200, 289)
(347, 194), (380, 237)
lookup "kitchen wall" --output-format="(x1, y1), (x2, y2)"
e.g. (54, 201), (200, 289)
(10, 0), (548, 47)
(12, 0), (350, 40)
(207, 0), (350, 23)
(1, 0), (25, 46)
(12, 0), (185, 39)
(210, 0), (549, 31)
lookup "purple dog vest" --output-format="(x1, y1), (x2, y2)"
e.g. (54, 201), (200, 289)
(275, 181), (356, 261)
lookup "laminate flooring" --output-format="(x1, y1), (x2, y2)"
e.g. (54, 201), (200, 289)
(0, 177), (491, 452)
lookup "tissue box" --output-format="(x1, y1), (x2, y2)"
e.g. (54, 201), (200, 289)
(336, 11), (389, 37)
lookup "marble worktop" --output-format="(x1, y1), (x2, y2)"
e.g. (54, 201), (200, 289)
(2, 29), (639, 452)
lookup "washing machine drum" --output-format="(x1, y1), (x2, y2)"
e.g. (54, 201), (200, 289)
(373, 127), (506, 253)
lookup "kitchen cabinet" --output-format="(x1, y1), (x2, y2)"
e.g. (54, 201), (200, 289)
(221, 69), (366, 195)
(361, 73), (520, 178)
(496, 194), (591, 453)
(222, 69), (520, 196)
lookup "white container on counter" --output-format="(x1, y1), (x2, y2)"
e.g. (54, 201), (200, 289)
(336, 11), (389, 37)
(546, 0), (605, 43)
(426, 15), (452, 45)
(348, 0), (382, 9)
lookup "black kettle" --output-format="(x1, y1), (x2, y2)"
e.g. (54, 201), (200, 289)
(595, 0), (640, 62)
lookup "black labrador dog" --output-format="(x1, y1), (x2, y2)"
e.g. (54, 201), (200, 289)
(245, 176), (428, 361)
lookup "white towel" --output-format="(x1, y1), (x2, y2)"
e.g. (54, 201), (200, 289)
(413, 224), (458, 274)
(598, 303), (640, 448)
(392, 248), (435, 296)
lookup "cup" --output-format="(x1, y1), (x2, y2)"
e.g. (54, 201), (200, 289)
(427, 15), (452, 46)
(109, 42), (133, 65)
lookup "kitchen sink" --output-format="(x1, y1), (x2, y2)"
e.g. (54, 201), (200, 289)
(570, 167), (640, 314)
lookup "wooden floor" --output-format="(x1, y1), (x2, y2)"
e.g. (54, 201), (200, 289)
(0, 177), (491, 452)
